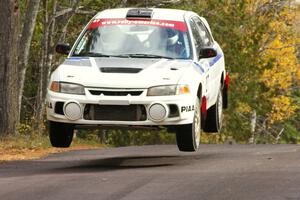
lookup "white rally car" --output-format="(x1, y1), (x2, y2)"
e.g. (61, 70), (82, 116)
(47, 8), (229, 151)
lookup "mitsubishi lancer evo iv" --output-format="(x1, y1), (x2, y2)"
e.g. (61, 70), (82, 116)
(46, 8), (229, 151)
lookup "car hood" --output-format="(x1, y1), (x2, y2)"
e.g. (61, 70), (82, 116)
(56, 57), (194, 88)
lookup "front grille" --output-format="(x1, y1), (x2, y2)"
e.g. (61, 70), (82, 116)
(100, 67), (142, 73)
(84, 104), (147, 121)
(89, 90), (143, 96)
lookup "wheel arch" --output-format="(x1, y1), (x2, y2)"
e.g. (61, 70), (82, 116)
(221, 72), (224, 86)
(196, 83), (202, 98)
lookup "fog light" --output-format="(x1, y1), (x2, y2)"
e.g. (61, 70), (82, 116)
(148, 103), (168, 122)
(63, 101), (82, 121)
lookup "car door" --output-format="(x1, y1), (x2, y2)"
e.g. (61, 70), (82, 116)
(189, 17), (214, 104)
(194, 16), (223, 107)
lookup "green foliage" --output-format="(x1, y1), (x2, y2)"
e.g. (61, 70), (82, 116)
(107, 129), (176, 147)
(77, 128), (176, 147)
(77, 129), (103, 142)
(182, 0), (299, 143)
(281, 122), (299, 144)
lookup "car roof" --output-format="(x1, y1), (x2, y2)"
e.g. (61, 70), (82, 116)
(95, 8), (195, 22)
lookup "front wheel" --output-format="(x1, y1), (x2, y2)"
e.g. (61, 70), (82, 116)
(176, 97), (201, 152)
(49, 121), (74, 148)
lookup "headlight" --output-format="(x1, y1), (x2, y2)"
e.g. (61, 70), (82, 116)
(147, 85), (190, 96)
(50, 81), (85, 95)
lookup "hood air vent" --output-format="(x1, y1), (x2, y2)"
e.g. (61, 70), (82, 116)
(100, 67), (142, 73)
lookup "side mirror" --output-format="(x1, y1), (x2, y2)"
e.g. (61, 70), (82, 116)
(199, 48), (217, 59)
(56, 43), (71, 55)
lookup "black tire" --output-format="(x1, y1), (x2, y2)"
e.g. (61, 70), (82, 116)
(49, 121), (74, 148)
(203, 87), (223, 133)
(176, 97), (201, 152)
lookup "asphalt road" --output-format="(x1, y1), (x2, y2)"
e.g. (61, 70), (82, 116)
(1, 145), (300, 200)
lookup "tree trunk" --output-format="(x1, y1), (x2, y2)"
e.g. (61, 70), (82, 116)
(0, 0), (20, 136)
(17, 0), (41, 122)
(33, 0), (51, 131)
(33, 0), (81, 130)
(249, 110), (257, 144)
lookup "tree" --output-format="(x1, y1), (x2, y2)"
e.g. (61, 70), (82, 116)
(260, 2), (299, 124)
(17, 0), (41, 121)
(0, 0), (20, 136)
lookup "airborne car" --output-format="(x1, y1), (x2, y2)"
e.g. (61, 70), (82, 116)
(46, 8), (229, 151)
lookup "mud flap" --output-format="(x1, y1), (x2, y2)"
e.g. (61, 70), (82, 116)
(223, 72), (229, 109)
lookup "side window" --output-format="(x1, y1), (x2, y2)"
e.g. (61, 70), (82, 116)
(189, 19), (203, 57)
(193, 17), (213, 47)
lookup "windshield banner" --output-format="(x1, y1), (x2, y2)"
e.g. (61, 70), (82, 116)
(88, 18), (187, 32)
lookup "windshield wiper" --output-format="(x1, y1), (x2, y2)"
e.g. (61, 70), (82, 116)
(73, 52), (174, 59)
(121, 54), (174, 59)
(74, 52), (131, 58)
(73, 52), (111, 57)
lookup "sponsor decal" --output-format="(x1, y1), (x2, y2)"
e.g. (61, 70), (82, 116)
(181, 105), (195, 112)
(63, 58), (92, 67)
(193, 62), (205, 73)
(209, 53), (223, 67)
(88, 18), (187, 32)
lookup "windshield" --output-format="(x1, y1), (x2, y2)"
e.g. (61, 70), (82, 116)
(72, 19), (191, 59)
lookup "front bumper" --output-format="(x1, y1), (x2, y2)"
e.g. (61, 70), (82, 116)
(46, 88), (196, 126)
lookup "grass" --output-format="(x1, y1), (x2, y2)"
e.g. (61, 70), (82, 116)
(0, 133), (105, 162)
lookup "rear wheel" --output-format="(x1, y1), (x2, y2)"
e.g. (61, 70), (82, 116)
(203, 87), (223, 133)
(49, 121), (74, 148)
(176, 97), (201, 152)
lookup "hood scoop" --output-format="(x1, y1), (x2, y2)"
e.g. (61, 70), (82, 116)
(100, 67), (142, 73)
